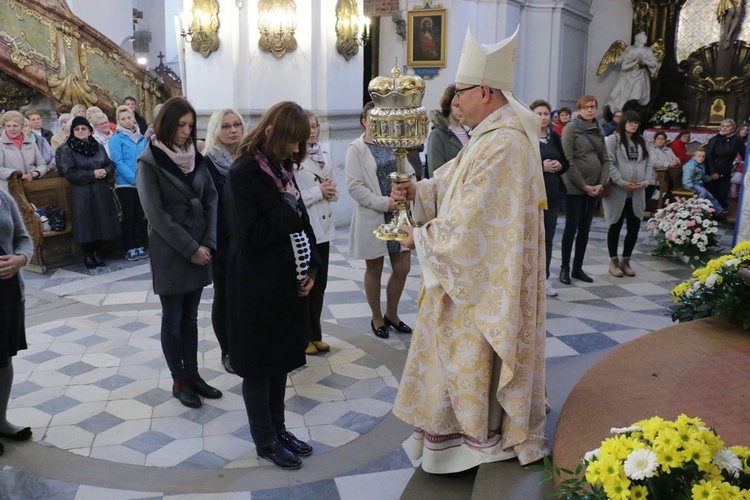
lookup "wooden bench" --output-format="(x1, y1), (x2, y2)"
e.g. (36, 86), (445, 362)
(8, 170), (80, 273)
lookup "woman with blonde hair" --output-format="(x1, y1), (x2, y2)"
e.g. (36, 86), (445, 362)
(70, 104), (87, 118)
(0, 111), (48, 193)
(200, 107), (246, 373)
(225, 101), (318, 469)
(90, 112), (114, 156)
(51, 113), (73, 152)
(109, 105), (147, 262)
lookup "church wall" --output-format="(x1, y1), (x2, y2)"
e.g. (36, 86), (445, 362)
(67, 0), (134, 51)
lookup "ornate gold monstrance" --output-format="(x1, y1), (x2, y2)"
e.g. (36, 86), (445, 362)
(367, 65), (429, 240)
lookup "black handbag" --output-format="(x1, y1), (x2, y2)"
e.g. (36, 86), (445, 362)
(43, 205), (66, 232)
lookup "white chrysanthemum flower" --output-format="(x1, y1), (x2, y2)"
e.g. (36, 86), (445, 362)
(584, 448), (600, 463)
(725, 258), (740, 268)
(623, 449), (659, 480)
(713, 449), (743, 473)
(705, 274), (719, 288)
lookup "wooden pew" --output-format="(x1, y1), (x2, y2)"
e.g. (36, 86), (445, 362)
(8, 170), (80, 273)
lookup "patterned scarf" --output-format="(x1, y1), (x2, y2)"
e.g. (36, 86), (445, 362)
(116, 124), (141, 144)
(205, 146), (233, 177)
(67, 135), (100, 157)
(255, 150), (301, 216)
(306, 141), (327, 168)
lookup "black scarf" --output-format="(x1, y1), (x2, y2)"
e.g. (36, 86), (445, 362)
(67, 136), (100, 157)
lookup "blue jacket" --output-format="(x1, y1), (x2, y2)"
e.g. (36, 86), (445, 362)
(109, 132), (147, 186)
(682, 158), (711, 190)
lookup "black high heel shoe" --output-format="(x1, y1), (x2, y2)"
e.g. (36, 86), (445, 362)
(383, 315), (412, 334)
(371, 320), (389, 339)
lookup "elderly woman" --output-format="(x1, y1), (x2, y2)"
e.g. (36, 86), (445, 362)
(296, 110), (338, 356)
(426, 84), (468, 177)
(58, 116), (121, 268)
(0, 189), (35, 455)
(51, 113), (73, 152)
(603, 111), (653, 277)
(346, 102), (414, 339)
(200, 107), (246, 374)
(224, 101), (318, 470)
(706, 119), (746, 208)
(0, 111), (48, 193)
(91, 112), (114, 157)
(109, 105), (147, 262)
(137, 97), (220, 409)
(70, 104), (87, 118)
(22, 117), (55, 171)
(560, 95), (609, 284)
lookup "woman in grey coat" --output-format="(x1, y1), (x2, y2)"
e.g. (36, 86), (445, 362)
(0, 189), (35, 454)
(136, 97), (220, 409)
(59, 116), (121, 268)
(602, 111), (652, 277)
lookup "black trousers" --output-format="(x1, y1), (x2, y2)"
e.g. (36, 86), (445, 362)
(607, 198), (641, 258)
(117, 187), (144, 250)
(242, 373), (287, 447)
(543, 195), (560, 279)
(211, 276), (229, 354)
(307, 242), (330, 342)
(560, 194), (599, 269)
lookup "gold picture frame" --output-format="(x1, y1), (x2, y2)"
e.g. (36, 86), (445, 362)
(406, 9), (446, 68)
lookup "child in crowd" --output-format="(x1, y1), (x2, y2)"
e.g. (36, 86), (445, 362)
(682, 149), (725, 215)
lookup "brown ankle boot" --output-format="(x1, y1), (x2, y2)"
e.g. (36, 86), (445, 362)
(620, 257), (635, 276)
(609, 257), (624, 277)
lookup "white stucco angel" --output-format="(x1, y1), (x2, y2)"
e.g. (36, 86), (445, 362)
(597, 32), (664, 113)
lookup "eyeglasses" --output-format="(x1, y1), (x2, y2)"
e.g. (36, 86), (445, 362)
(95, 121), (110, 128)
(581, 104), (597, 110)
(454, 85), (480, 100)
(221, 122), (243, 131)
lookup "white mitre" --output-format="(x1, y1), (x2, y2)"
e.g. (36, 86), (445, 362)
(455, 26), (543, 179)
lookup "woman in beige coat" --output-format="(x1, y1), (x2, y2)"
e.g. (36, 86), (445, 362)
(0, 111), (48, 193)
(345, 102), (414, 339)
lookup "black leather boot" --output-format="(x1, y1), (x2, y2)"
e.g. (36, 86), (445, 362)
(559, 266), (571, 285)
(93, 252), (106, 267)
(186, 374), (222, 399)
(172, 379), (202, 408)
(571, 267), (593, 283)
(83, 253), (96, 269)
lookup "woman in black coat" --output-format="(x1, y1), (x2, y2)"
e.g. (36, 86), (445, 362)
(705, 118), (746, 208)
(199, 107), (246, 374)
(224, 101), (319, 470)
(59, 116), (121, 268)
(136, 97), (220, 410)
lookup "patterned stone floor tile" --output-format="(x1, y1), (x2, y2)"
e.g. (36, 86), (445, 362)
(144, 437), (203, 467)
(302, 401), (351, 426)
(308, 424), (359, 448)
(93, 419), (152, 447)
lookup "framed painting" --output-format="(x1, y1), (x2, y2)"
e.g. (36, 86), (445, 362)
(406, 9), (446, 68)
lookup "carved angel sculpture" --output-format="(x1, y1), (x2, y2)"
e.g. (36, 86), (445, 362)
(597, 32), (664, 113)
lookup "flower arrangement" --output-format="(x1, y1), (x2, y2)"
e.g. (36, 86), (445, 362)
(670, 241), (750, 329)
(531, 414), (750, 499)
(650, 102), (687, 127)
(646, 196), (721, 267)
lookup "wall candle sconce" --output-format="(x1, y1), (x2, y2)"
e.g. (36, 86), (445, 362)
(258, 0), (298, 58)
(335, 0), (371, 61)
(179, 0), (220, 58)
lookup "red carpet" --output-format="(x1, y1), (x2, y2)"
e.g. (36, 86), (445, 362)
(553, 316), (750, 476)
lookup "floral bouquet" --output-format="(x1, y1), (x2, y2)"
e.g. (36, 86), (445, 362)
(646, 196), (721, 268)
(650, 102), (687, 127)
(670, 241), (750, 329)
(531, 414), (750, 499)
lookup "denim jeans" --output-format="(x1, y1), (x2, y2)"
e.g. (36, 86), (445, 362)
(242, 373), (287, 447)
(158, 288), (203, 380)
(694, 185), (724, 213)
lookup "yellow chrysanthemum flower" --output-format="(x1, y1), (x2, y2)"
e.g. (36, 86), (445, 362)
(602, 475), (631, 500)
(656, 445), (684, 473)
(691, 479), (719, 499)
(732, 241), (750, 256)
(638, 416), (668, 441)
(585, 460), (602, 485)
(699, 429), (724, 453)
(672, 281), (692, 301)
(654, 428), (681, 450)
(631, 485), (648, 499)
(597, 454), (624, 483)
(683, 442), (713, 466)
(676, 414), (705, 428)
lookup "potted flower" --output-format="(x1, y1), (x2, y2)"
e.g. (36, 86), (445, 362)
(531, 414), (750, 499)
(670, 241), (750, 329)
(650, 102), (687, 128)
(646, 196), (721, 268)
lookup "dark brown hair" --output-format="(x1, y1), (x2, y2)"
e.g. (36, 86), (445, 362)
(153, 97), (197, 150)
(674, 130), (690, 141)
(236, 101), (310, 165)
(616, 110), (648, 159)
(439, 85), (457, 117)
(529, 99), (551, 112)
(360, 101), (375, 126)
(653, 131), (668, 141)
(558, 106), (572, 115)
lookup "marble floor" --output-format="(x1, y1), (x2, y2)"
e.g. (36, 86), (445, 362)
(0, 215), (730, 499)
